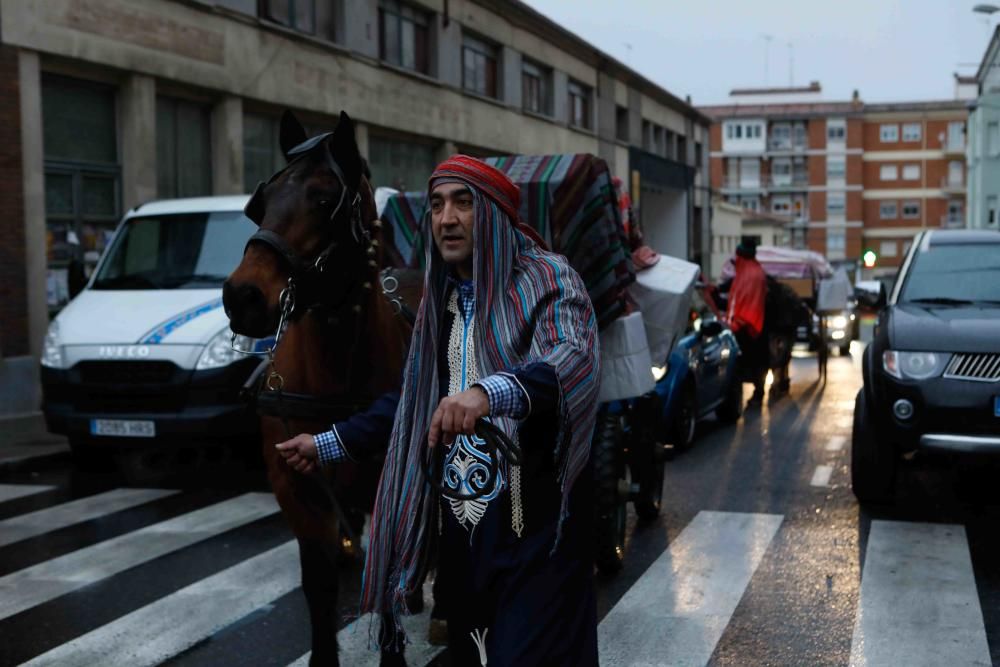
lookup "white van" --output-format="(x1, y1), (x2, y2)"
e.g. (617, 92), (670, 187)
(40, 196), (270, 459)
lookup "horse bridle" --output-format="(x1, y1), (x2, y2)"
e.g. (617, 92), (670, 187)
(238, 132), (373, 362)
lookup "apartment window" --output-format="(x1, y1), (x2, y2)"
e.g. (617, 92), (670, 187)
(43, 76), (122, 311)
(616, 106), (629, 142)
(879, 201), (898, 219)
(827, 192), (846, 217)
(902, 164), (920, 181)
(462, 34), (499, 99)
(156, 97), (211, 199)
(695, 141), (703, 166)
(946, 201), (963, 227)
(739, 159), (760, 187)
(652, 125), (664, 155)
(880, 164), (898, 181)
(948, 160), (963, 186)
(771, 123), (790, 148)
(827, 228), (846, 259)
(568, 80), (591, 130)
(521, 60), (551, 115)
(948, 121), (965, 151)
(902, 122), (921, 142)
(379, 0), (430, 74)
(725, 123), (736, 140)
(368, 135), (435, 192)
(643, 120), (653, 151)
(827, 155), (845, 181)
(677, 135), (687, 164)
(827, 119), (846, 143)
(740, 196), (760, 212)
(902, 200), (920, 219)
(772, 196), (791, 214)
(988, 195), (998, 226)
(750, 124), (762, 139)
(988, 122), (1000, 157)
(880, 124), (899, 142)
(262, 0), (315, 34)
(243, 113), (283, 191)
(880, 240), (898, 258)
(792, 123), (806, 146)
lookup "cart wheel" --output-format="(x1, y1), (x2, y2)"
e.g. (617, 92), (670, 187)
(633, 396), (666, 521)
(592, 410), (626, 574)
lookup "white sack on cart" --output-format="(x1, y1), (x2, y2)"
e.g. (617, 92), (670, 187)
(630, 255), (700, 365)
(598, 311), (656, 402)
(817, 267), (852, 313)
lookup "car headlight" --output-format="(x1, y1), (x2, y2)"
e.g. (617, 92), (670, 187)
(197, 328), (258, 370)
(828, 315), (849, 330)
(41, 320), (64, 369)
(882, 350), (949, 380)
(651, 363), (669, 382)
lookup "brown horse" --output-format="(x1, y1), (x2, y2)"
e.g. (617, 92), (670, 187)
(223, 110), (410, 666)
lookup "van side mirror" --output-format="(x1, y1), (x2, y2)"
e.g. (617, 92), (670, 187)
(855, 281), (886, 311)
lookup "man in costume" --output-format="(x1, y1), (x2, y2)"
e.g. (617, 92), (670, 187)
(725, 241), (769, 406)
(277, 155), (601, 666)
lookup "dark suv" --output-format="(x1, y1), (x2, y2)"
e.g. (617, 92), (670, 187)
(852, 229), (1000, 503)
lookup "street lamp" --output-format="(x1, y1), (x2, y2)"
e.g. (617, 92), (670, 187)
(974, 4), (1000, 14)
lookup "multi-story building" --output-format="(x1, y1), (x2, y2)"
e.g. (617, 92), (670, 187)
(701, 83), (865, 267)
(859, 101), (968, 277)
(702, 82), (968, 281)
(0, 0), (708, 417)
(968, 26), (1000, 231)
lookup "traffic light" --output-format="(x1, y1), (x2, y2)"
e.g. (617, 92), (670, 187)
(862, 249), (877, 268)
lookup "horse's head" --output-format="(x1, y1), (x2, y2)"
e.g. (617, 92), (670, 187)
(224, 110), (372, 338)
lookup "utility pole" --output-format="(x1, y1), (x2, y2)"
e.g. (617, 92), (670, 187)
(788, 42), (794, 86)
(761, 34), (773, 85)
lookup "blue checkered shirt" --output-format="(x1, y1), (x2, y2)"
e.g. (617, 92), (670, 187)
(313, 279), (529, 464)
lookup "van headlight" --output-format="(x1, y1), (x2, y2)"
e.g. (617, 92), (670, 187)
(41, 321), (64, 369)
(882, 350), (949, 380)
(197, 328), (253, 370)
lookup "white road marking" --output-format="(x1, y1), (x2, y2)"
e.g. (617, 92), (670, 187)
(0, 484), (56, 503)
(849, 521), (991, 667)
(21, 540), (300, 667)
(0, 493), (278, 620)
(0, 488), (178, 548)
(597, 511), (783, 666)
(825, 435), (848, 452)
(810, 465), (834, 487)
(287, 580), (444, 667)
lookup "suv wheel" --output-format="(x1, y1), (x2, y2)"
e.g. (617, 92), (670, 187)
(850, 389), (896, 504)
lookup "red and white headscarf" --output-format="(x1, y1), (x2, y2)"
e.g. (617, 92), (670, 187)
(361, 155), (601, 637)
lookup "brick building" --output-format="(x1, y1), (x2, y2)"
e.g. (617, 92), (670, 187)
(701, 82), (968, 281)
(0, 0), (709, 417)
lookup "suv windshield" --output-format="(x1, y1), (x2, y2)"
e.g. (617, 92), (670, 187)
(899, 242), (1000, 304)
(92, 212), (256, 290)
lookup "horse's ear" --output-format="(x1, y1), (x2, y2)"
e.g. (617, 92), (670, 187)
(279, 110), (308, 161)
(330, 111), (363, 190)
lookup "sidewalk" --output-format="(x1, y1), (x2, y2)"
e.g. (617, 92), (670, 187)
(0, 413), (70, 472)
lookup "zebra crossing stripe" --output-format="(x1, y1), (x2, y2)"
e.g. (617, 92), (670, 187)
(0, 488), (178, 548)
(849, 521), (991, 667)
(21, 540), (300, 667)
(0, 484), (56, 503)
(597, 511), (783, 667)
(287, 579), (444, 667)
(0, 492), (278, 621)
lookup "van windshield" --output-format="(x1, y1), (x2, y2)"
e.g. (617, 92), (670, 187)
(899, 242), (1000, 305)
(92, 212), (256, 290)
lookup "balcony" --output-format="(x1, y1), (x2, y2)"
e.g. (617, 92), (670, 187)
(722, 176), (763, 190)
(767, 139), (808, 152)
(942, 139), (966, 156)
(767, 175), (809, 190)
(941, 176), (966, 193)
(940, 214), (965, 229)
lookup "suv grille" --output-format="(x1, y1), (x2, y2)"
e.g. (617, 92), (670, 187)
(943, 353), (1000, 382)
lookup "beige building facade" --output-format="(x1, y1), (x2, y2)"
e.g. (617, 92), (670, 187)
(0, 0), (709, 416)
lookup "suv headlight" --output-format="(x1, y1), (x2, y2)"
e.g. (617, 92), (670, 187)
(827, 315), (849, 330)
(882, 350), (949, 380)
(41, 320), (64, 369)
(197, 328), (258, 370)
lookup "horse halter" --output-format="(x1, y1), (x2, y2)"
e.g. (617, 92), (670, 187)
(421, 419), (523, 502)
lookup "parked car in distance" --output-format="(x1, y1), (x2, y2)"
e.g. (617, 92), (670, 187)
(852, 229), (1000, 503)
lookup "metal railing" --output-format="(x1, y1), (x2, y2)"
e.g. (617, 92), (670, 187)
(940, 214), (965, 229)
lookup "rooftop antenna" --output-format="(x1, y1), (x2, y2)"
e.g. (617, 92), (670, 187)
(623, 42), (633, 67)
(761, 34), (774, 85)
(788, 41), (794, 86)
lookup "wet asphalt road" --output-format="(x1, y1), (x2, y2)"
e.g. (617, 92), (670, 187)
(4, 343), (1000, 666)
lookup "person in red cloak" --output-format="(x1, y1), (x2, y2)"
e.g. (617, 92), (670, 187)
(727, 241), (769, 406)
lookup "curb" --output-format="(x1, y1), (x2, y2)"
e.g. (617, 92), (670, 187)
(0, 448), (71, 474)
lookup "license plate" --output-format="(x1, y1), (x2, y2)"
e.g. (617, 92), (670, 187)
(90, 419), (156, 438)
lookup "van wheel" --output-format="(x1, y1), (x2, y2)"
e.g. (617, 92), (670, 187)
(851, 390), (896, 504)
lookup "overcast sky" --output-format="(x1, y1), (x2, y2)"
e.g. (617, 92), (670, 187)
(521, 0), (996, 105)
